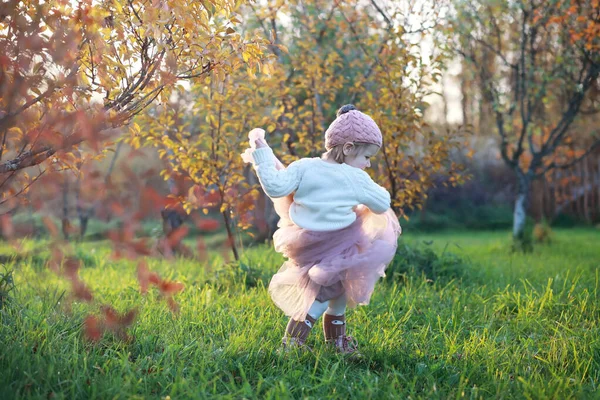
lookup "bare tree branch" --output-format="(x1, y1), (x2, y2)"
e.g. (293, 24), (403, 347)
(0, 64), (78, 132)
(369, 0), (391, 27)
(348, 2), (395, 104)
(540, 63), (600, 158)
(0, 168), (47, 206)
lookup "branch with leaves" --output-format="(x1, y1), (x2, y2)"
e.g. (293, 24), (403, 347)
(0, 0), (266, 211)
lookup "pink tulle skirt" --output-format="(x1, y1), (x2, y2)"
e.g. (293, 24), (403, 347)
(270, 199), (401, 320)
(242, 137), (401, 321)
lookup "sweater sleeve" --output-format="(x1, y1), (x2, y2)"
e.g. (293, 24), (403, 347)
(252, 147), (305, 198)
(354, 169), (391, 214)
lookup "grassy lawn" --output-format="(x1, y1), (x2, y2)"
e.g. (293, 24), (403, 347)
(0, 228), (599, 399)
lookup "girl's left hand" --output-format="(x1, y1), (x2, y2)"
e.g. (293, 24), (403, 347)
(255, 138), (268, 149)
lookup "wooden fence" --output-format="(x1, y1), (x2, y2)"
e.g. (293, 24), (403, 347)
(532, 151), (600, 223)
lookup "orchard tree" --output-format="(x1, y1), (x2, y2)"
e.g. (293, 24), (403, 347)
(450, 0), (600, 243)
(134, 67), (280, 260)
(140, 0), (468, 258)
(248, 0), (468, 216)
(137, 0), (469, 260)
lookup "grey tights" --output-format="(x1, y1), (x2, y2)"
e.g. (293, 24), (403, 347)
(307, 292), (347, 319)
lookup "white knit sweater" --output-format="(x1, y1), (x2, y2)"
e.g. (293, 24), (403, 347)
(252, 147), (391, 231)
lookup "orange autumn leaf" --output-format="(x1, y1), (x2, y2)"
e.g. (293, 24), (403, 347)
(166, 225), (189, 248)
(149, 273), (162, 286)
(130, 239), (153, 256)
(62, 257), (81, 280)
(196, 239), (208, 261)
(137, 261), (161, 294)
(0, 214), (14, 239)
(84, 315), (103, 342)
(195, 218), (220, 231)
(42, 216), (59, 237)
(101, 305), (137, 331)
(167, 297), (180, 314)
(110, 202), (125, 216)
(72, 280), (94, 303)
(137, 261), (151, 294)
(47, 247), (63, 274)
(158, 280), (185, 297)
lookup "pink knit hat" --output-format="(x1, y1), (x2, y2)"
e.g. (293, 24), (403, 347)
(324, 105), (382, 150)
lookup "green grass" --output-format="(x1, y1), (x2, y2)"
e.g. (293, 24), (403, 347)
(1, 229), (599, 399)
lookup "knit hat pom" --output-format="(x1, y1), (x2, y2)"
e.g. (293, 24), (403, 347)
(325, 104), (382, 150)
(337, 104), (357, 117)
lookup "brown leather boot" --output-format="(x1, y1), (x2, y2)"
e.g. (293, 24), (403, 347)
(323, 314), (346, 342)
(323, 314), (360, 355)
(282, 314), (316, 351)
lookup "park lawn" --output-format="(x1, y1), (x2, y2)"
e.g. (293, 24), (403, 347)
(0, 228), (599, 399)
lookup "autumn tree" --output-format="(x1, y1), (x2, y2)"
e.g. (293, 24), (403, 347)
(135, 53), (283, 260)
(449, 0), (600, 242)
(0, 0), (265, 216)
(137, 0), (468, 259)
(248, 0), (467, 216)
(128, 0), (472, 265)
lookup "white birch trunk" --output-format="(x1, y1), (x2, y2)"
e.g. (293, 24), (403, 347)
(513, 172), (530, 239)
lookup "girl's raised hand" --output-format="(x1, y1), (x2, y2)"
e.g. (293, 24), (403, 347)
(255, 138), (268, 148)
(248, 128), (267, 148)
(241, 128), (268, 164)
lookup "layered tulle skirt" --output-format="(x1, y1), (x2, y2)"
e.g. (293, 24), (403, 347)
(270, 200), (400, 320)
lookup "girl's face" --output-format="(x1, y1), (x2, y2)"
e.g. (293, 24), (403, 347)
(343, 143), (380, 170)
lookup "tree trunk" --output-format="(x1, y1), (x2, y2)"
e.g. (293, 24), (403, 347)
(243, 164), (279, 242)
(512, 171), (531, 239)
(460, 65), (469, 127)
(222, 208), (239, 261)
(159, 207), (191, 257)
(161, 208), (185, 235)
(75, 173), (93, 240)
(441, 73), (450, 130)
(62, 175), (70, 240)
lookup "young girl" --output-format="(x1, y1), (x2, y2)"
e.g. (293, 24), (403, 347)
(242, 104), (401, 354)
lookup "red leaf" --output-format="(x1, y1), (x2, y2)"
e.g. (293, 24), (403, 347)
(102, 306), (119, 330)
(137, 261), (151, 294)
(167, 225), (189, 248)
(72, 280), (93, 302)
(166, 297), (180, 313)
(106, 229), (120, 242)
(89, 170), (102, 179)
(196, 239), (207, 261)
(130, 239), (152, 256)
(42, 216), (59, 237)
(1, 214), (14, 239)
(101, 305), (136, 331)
(158, 280), (185, 297)
(63, 257), (81, 280)
(164, 197), (182, 210)
(206, 190), (221, 204)
(149, 273), (161, 286)
(119, 309), (137, 327)
(110, 202), (125, 216)
(47, 247), (63, 274)
(84, 315), (103, 341)
(121, 164), (140, 188)
(137, 261), (162, 293)
(139, 187), (166, 215)
(195, 218), (220, 231)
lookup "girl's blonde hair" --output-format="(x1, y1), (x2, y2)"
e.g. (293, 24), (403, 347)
(325, 142), (380, 164)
